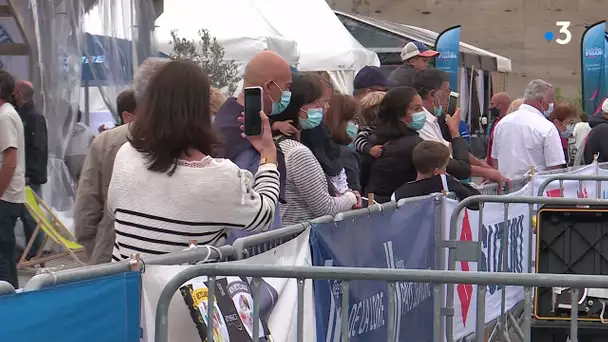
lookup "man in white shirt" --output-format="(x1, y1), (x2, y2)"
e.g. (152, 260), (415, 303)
(0, 70), (24, 288)
(413, 69), (507, 183)
(491, 79), (566, 178)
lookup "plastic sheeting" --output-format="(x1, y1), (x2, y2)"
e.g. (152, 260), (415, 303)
(5, 0), (157, 236)
(155, 0), (379, 94)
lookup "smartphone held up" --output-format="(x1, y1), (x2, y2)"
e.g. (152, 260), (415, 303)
(244, 86), (263, 136)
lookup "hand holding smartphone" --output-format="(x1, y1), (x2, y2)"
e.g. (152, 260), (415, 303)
(244, 86), (263, 136)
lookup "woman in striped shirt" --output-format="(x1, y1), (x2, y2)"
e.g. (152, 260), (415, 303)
(271, 73), (361, 226)
(107, 60), (280, 260)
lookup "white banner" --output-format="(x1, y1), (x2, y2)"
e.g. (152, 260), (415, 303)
(140, 229), (315, 342)
(532, 163), (600, 198)
(448, 163), (608, 339)
(445, 184), (533, 340)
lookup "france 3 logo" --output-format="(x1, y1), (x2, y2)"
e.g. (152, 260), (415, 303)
(544, 21), (572, 45)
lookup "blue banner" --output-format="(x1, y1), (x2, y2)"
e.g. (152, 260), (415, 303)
(310, 198), (436, 342)
(0, 272), (141, 342)
(435, 25), (461, 92)
(581, 21), (607, 116)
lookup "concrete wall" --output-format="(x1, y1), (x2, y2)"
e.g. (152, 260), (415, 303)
(329, 0), (607, 97)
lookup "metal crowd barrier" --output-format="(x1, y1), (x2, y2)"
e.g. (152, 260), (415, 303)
(21, 244), (234, 291)
(3, 163), (607, 341)
(154, 264), (608, 342)
(446, 195), (608, 342)
(536, 174), (608, 198)
(232, 195), (434, 260)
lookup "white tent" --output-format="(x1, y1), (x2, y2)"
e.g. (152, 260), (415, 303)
(155, 0), (300, 76)
(154, 0), (379, 94)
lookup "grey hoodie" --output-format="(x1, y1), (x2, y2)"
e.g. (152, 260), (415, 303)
(65, 122), (96, 181)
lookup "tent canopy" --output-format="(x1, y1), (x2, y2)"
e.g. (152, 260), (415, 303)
(155, 0), (300, 67)
(335, 11), (512, 73)
(154, 0), (379, 94)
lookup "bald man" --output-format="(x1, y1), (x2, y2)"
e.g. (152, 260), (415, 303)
(13, 80), (48, 260)
(486, 92), (511, 168)
(213, 51), (292, 236)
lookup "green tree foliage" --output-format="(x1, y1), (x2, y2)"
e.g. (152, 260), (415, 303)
(169, 29), (240, 94)
(554, 87), (583, 114)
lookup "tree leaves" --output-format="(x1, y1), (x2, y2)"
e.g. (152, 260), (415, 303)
(169, 29), (240, 94)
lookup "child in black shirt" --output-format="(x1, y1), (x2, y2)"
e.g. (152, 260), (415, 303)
(392, 140), (480, 209)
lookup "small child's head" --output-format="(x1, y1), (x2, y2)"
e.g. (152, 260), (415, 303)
(412, 140), (451, 178)
(358, 91), (385, 127)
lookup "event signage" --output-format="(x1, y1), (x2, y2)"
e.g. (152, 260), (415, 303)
(0, 272), (141, 342)
(444, 186), (532, 340)
(310, 199), (436, 342)
(435, 25), (461, 92)
(141, 230), (315, 342)
(581, 21), (607, 116)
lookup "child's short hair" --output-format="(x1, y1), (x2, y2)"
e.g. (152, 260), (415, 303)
(412, 141), (451, 174)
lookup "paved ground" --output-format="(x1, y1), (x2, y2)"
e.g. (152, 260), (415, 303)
(17, 255), (82, 289)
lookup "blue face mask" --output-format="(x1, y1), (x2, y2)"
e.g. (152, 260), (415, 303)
(433, 94), (443, 117)
(560, 123), (575, 138)
(407, 111), (427, 131)
(300, 108), (324, 130)
(544, 102), (554, 117)
(270, 82), (291, 115)
(434, 105), (443, 117)
(346, 121), (358, 139)
(539, 99), (554, 117)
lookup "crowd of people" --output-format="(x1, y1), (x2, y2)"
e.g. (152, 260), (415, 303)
(0, 40), (606, 288)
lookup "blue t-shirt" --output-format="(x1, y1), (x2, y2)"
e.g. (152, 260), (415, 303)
(459, 120), (471, 143)
(457, 121), (472, 183)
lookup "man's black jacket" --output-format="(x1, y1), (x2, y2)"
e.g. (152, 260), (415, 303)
(18, 101), (48, 185)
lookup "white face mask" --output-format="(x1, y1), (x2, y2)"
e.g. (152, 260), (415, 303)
(539, 99), (554, 117)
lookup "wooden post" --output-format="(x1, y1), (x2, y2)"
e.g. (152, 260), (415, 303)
(367, 193), (374, 207)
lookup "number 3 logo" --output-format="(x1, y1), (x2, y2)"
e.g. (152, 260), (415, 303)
(556, 21), (572, 45)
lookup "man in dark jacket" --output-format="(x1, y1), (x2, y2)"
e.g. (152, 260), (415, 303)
(353, 66), (393, 100)
(584, 99), (608, 164)
(388, 41), (439, 87)
(214, 51), (290, 238)
(13, 80), (47, 260)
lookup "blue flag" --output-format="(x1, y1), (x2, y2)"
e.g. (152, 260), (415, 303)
(435, 25), (461, 92)
(581, 21), (607, 116)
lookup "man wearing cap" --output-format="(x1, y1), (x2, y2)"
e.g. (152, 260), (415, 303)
(389, 41), (440, 87)
(353, 66), (393, 101)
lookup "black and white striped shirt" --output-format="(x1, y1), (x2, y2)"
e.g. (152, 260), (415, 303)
(353, 126), (376, 154)
(278, 139), (356, 226)
(107, 143), (280, 261)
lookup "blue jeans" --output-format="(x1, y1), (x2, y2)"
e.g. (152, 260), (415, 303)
(20, 184), (45, 259)
(0, 200), (20, 288)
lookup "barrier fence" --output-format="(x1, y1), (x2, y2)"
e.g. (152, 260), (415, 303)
(154, 265), (607, 342)
(2, 163), (608, 342)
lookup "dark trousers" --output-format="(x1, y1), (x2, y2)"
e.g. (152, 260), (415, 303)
(0, 200), (21, 288)
(20, 184), (45, 259)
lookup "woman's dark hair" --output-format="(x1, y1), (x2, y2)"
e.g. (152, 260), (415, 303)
(129, 60), (221, 175)
(375, 86), (419, 144)
(270, 72), (323, 131)
(324, 94), (358, 145)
